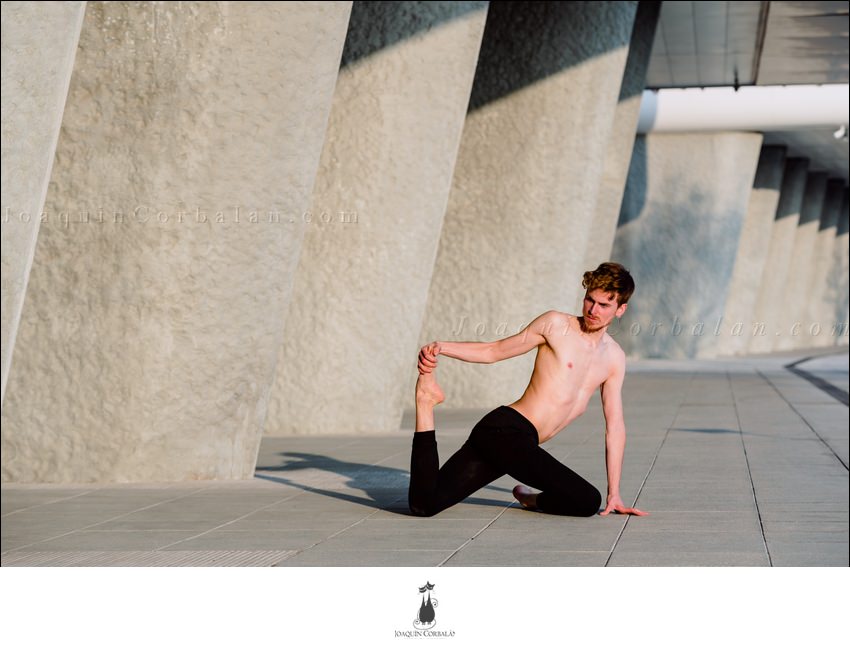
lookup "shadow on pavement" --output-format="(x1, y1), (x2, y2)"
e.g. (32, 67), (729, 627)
(255, 451), (515, 515)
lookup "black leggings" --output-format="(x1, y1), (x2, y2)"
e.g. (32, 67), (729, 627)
(408, 405), (601, 517)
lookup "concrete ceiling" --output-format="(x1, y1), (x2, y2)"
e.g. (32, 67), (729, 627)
(645, 0), (849, 183)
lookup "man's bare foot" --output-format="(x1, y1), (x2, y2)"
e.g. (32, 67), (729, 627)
(512, 484), (539, 510)
(416, 372), (445, 407)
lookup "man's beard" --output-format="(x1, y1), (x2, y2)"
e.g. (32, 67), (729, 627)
(581, 316), (606, 333)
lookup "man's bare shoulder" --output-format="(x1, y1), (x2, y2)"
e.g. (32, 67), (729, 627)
(534, 309), (573, 334)
(602, 331), (624, 352)
(542, 309), (574, 322)
(602, 333), (626, 371)
(543, 310), (578, 329)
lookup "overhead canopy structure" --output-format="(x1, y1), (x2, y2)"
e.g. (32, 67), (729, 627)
(644, 0), (849, 183)
(637, 84), (849, 179)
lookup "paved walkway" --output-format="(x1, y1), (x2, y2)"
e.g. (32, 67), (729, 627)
(2, 348), (847, 566)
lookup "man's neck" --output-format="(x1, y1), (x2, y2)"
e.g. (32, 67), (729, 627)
(577, 318), (607, 345)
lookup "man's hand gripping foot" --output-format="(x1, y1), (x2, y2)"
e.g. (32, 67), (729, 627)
(414, 343), (444, 432)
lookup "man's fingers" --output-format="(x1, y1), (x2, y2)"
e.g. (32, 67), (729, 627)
(600, 503), (648, 517)
(418, 357), (437, 373)
(417, 356), (436, 371)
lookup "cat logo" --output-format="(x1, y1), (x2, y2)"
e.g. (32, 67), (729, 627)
(414, 581), (438, 630)
(394, 581), (454, 638)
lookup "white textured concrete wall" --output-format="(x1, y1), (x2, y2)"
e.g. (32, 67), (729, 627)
(611, 132), (763, 359)
(806, 180), (845, 347)
(419, 1), (637, 409)
(265, 2), (489, 435)
(748, 158), (810, 354)
(1, 1), (86, 407)
(1, 2), (351, 482)
(583, 0), (660, 271)
(775, 172), (828, 351)
(716, 146), (786, 356)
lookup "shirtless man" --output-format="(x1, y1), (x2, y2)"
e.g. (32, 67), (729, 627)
(409, 262), (648, 518)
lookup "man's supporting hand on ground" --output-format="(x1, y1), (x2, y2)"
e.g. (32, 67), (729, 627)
(600, 494), (649, 516)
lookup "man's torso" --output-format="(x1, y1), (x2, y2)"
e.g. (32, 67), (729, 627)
(507, 313), (621, 442)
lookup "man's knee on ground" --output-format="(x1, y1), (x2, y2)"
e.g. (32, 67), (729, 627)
(408, 501), (439, 518)
(537, 485), (601, 517)
(577, 486), (603, 517)
(408, 493), (440, 517)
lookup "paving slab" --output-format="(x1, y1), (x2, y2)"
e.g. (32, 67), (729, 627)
(2, 348), (847, 566)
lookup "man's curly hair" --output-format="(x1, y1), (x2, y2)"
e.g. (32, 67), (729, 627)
(582, 262), (635, 306)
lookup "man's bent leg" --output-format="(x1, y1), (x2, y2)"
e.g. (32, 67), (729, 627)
(409, 375), (503, 517)
(507, 444), (601, 516)
(408, 434), (501, 517)
(471, 409), (601, 517)
(516, 449), (601, 517)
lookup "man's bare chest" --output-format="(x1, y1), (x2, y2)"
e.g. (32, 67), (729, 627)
(535, 342), (610, 391)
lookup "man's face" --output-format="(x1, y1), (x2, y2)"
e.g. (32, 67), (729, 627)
(582, 288), (627, 331)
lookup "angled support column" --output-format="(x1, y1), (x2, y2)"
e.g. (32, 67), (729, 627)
(806, 180), (846, 347)
(748, 158), (810, 354)
(775, 172), (828, 351)
(584, 0), (661, 271)
(1, 2), (351, 482)
(1, 1), (86, 407)
(264, 2), (489, 435)
(716, 146), (787, 357)
(421, 1), (638, 408)
(828, 191), (850, 346)
(611, 132), (763, 359)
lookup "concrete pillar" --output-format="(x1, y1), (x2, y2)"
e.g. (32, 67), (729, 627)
(584, 1), (661, 271)
(1, 1), (86, 407)
(775, 172), (828, 351)
(806, 180), (846, 347)
(747, 158), (810, 354)
(1, 2), (352, 482)
(611, 132), (763, 359)
(828, 191), (850, 345)
(420, 1), (638, 409)
(715, 146), (787, 357)
(264, 2), (489, 435)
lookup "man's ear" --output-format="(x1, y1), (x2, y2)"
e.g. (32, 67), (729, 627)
(615, 303), (628, 318)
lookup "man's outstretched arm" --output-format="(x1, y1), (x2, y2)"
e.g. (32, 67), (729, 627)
(418, 311), (565, 373)
(599, 351), (648, 517)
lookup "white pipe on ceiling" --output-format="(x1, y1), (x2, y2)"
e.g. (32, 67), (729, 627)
(637, 84), (850, 133)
